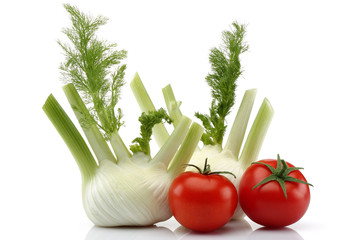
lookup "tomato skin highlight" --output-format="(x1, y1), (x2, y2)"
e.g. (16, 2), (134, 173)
(239, 160), (311, 228)
(169, 172), (238, 232)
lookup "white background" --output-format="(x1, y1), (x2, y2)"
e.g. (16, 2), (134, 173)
(1, 0), (359, 239)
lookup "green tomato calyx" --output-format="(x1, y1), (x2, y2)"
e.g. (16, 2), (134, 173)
(251, 154), (313, 198)
(186, 158), (236, 178)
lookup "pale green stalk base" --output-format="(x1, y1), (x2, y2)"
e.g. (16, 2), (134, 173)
(239, 98), (274, 169)
(130, 73), (169, 147)
(152, 116), (191, 165)
(43, 94), (97, 181)
(63, 84), (117, 163)
(162, 84), (203, 153)
(162, 84), (183, 127)
(167, 122), (204, 177)
(224, 89), (257, 158)
(109, 131), (132, 161)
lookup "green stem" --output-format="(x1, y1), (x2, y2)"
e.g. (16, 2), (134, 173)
(63, 84), (117, 163)
(130, 73), (170, 147)
(109, 131), (132, 161)
(43, 94), (97, 181)
(224, 88), (257, 158)
(186, 158), (237, 178)
(167, 122), (204, 178)
(152, 115), (191, 165)
(239, 98), (274, 170)
(162, 84), (200, 151)
(162, 84), (183, 127)
(252, 155), (313, 198)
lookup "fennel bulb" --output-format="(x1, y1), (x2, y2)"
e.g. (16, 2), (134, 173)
(83, 156), (172, 226)
(43, 93), (203, 227)
(131, 22), (275, 219)
(43, 4), (204, 227)
(186, 96), (274, 218)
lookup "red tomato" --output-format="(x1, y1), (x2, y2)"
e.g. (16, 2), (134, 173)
(169, 171), (238, 232)
(239, 156), (312, 228)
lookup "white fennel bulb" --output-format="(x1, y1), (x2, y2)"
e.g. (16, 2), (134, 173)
(132, 77), (274, 221)
(43, 94), (203, 226)
(43, 5), (204, 227)
(186, 96), (274, 219)
(131, 22), (275, 220)
(83, 157), (172, 226)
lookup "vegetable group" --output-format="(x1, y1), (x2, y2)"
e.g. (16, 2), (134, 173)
(43, 4), (312, 230)
(168, 160), (238, 232)
(239, 155), (312, 227)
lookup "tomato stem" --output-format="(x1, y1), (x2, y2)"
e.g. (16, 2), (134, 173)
(185, 158), (236, 178)
(251, 154), (313, 198)
(185, 164), (203, 174)
(203, 158), (212, 174)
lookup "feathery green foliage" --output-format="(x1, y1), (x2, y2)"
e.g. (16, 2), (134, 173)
(195, 22), (248, 146)
(130, 108), (172, 156)
(58, 4), (127, 138)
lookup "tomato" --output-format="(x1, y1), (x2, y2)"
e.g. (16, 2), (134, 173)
(168, 160), (238, 232)
(239, 155), (312, 228)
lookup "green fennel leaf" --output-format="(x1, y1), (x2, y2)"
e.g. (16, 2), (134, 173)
(196, 21), (248, 146)
(58, 4), (127, 138)
(130, 108), (172, 156)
